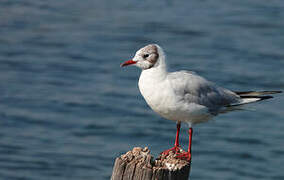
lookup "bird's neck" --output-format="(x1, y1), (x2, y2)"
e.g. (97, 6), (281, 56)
(140, 58), (168, 82)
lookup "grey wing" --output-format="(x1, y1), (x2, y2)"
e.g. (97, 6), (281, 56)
(168, 71), (240, 111)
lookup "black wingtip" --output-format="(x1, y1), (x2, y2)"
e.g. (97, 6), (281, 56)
(259, 95), (274, 100)
(265, 90), (282, 94)
(235, 90), (282, 96)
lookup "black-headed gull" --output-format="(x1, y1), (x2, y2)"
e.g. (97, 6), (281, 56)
(121, 44), (281, 161)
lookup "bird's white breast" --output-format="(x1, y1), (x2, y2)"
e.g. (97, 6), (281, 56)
(139, 73), (174, 115)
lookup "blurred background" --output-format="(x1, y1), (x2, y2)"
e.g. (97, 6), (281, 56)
(0, 0), (284, 179)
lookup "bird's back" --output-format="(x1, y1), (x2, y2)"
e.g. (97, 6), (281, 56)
(167, 70), (240, 113)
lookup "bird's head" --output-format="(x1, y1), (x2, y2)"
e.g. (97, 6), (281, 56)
(121, 44), (165, 70)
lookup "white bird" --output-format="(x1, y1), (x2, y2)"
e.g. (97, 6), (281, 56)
(121, 44), (281, 161)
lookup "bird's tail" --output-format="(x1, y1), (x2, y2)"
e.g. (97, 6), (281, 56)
(230, 90), (282, 106)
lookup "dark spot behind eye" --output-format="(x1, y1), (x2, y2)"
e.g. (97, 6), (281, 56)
(143, 54), (149, 58)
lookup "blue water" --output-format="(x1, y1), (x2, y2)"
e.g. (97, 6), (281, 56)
(0, 0), (284, 179)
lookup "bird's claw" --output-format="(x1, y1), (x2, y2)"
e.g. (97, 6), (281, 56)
(175, 152), (191, 162)
(160, 146), (181, 156)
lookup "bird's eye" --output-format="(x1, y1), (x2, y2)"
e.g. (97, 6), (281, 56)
(143, 54), (149, 58)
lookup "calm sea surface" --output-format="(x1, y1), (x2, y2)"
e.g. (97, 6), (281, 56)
(0, 0), (284, 179)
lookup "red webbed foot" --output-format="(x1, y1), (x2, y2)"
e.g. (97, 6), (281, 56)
(176, 151), (191, 161)
(160, 146), (181, 156)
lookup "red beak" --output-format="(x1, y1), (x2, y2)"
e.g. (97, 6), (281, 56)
(120, 60), (137, 67)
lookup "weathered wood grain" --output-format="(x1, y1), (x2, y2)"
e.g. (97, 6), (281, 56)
(111, 147), (191, 180)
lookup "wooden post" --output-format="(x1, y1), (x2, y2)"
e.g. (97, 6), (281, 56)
(111, 147), (191, 180)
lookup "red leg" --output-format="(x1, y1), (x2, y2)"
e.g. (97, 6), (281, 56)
(188, 127), (192, 154)
(175, 122), (181, 147)
(176, 127), (192, 161)
(160, 122), (181, 155)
